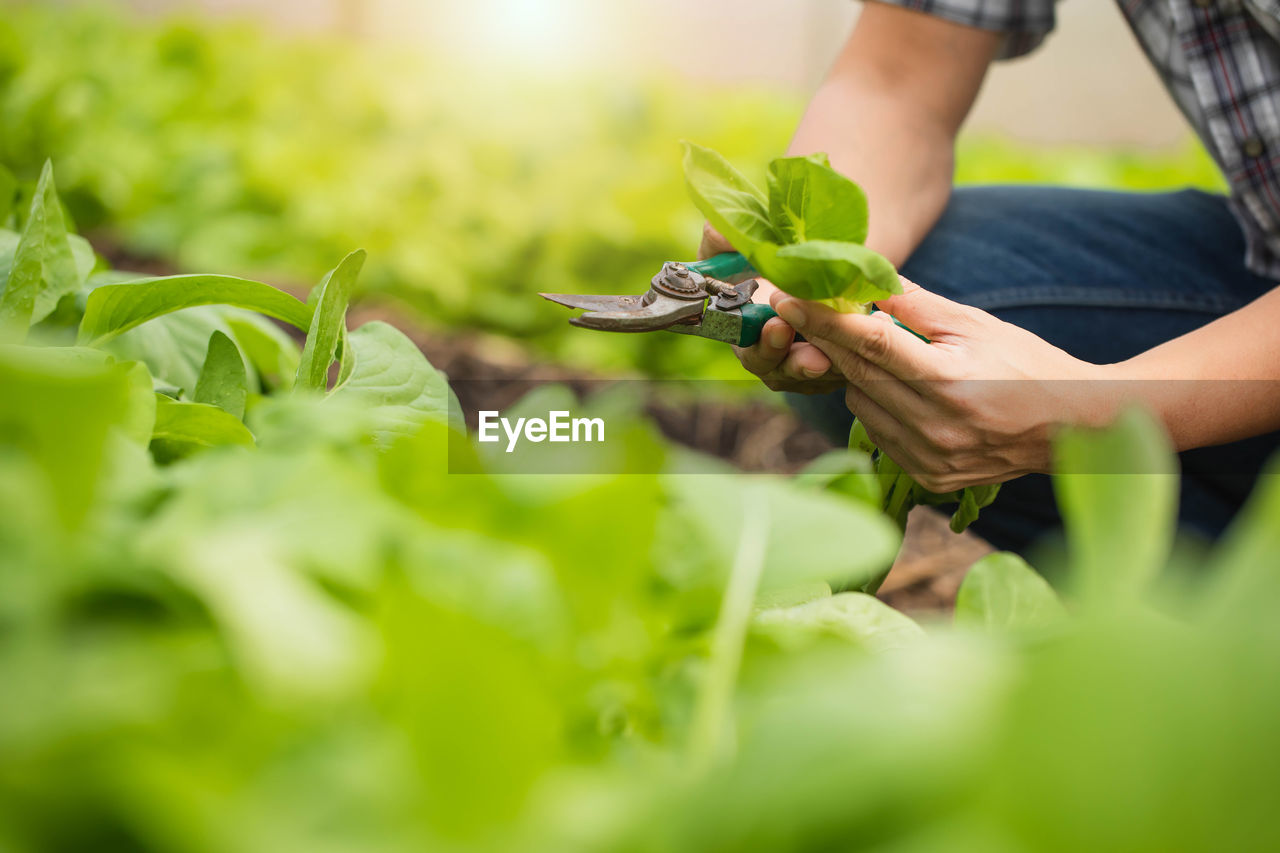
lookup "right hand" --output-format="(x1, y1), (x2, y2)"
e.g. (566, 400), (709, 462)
(699, 223), (844, 394)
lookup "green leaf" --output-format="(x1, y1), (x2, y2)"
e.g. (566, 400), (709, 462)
(78, 275), (312, 346)
(767, 153), (868, 244)
(955, 552), (1065, 633)
(103, 306), (254, 394)
(0, 345), (156, 528)
(68, 233), (97, 282)
(753, 591), (926, 652)
(193, 331), (248, 419)
(0, 163), (16, 227)
(664, 474), (901, 592)
(796, 450), (882, 511)
(156, 529), (378, 701)
(0, 161), (81, 338)
(1201, 457), (1280, 621)
(224, 313), (300, 392)
(295, 249), (365, 392)
(0, 229), (19, 285)
(767, 239), (900, 303)
(753, 581), (833, 611)
(681, 141), (777, 256)
(329, 320), (460, 442)
(152, 394), (255, 455)
(1053, 407), (1178, 602)
(950, 483), (1002, 533)
(682, 143), (899, 306)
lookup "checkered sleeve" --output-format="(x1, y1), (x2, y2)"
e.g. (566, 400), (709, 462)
(865, 0), (1058, 60)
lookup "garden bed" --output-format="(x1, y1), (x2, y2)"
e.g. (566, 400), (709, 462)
(94, 239), (993, 613)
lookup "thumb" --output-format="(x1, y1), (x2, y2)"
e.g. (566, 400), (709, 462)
(873, 276), (973, 339)
(698, 222), (735, 260)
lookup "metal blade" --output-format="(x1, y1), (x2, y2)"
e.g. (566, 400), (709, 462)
(539, 292), (646, 312)
(570, 294), (705, 332)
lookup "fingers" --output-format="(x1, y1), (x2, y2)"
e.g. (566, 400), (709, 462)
(733, 318), (838, 392)
(698, 222), (735, 261)
(872, 275), (978, 341)
(843, 386), (929, 477)
(820, 337), (929, 420)
(772, 290), (939, 382)
(782, 342), (833, 380)
(734, 317), (792, 375)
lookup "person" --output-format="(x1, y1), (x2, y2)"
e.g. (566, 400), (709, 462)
(705, 1), (1280, 555)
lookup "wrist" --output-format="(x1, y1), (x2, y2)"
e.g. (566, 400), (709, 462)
(1027, 361), (1134, 475)
(1068, 360), (1139, 429)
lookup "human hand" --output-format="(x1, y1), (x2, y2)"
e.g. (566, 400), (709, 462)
(698, 223), (843, 394)
(770, 278), (1116, 492)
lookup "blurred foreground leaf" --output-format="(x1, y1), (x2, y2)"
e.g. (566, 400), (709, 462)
(955, 552), (1065, 633)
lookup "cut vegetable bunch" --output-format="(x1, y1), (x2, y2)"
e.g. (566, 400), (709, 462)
(683, 142), (999, 541)
(683, 141), (901, 311)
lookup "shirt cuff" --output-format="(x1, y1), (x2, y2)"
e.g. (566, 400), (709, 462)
(863, 0), (1056, 60)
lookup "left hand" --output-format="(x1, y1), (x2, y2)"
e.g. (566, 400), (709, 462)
(770, 278), (1115, 493)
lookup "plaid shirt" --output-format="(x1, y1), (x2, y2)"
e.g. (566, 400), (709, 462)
(875, 0), (1280, 280)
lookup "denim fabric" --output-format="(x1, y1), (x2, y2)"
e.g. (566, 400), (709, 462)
(786, 185), (1280, 556)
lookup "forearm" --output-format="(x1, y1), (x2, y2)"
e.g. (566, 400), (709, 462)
(784, 4), (999, 266)
(1102, 288), (1280, 450)
(786, 79), (954, 266)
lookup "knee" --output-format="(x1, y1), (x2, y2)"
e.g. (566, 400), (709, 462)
(898, 186), (1058, 308)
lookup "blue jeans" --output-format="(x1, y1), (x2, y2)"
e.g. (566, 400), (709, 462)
(787, 185), (1280, 556)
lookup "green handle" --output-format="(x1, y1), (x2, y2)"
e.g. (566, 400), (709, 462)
(737, 303), (792, 348)
(686, 252), (754, 282)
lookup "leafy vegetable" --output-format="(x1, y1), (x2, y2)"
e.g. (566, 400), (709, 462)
(767, 152), (868, 244)
(224, 313), (300, 391)
(1054, 406), (1178, 603)
(152, 394), (255, 454)
(79, 275), (312, 345)
(682, 141), (900, 307)
(329, 320), (461, 441)
(753, 591), (926, 652)
(0, 161), (81, 338)
(193, 330), (248, 419)
(0, 162), (15, 226)
(100, 305), (275, 395)
(955, 552), (1066, 633)
(681, 141), (778, 253)
(0, 344), (153, 526)
(295, 249), (365, 392)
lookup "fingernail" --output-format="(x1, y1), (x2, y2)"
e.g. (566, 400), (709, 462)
(775, 298), (805, 330)
(765, 324), (789, 348)
(801, 366), (824, 379)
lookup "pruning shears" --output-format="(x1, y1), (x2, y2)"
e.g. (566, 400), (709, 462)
(541, 252), (776, 347)
(540, 252), (927, 347)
